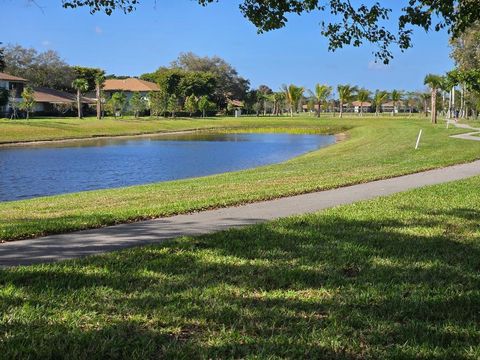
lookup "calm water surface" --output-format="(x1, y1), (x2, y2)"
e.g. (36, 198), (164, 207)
(0, 132), (335, 202)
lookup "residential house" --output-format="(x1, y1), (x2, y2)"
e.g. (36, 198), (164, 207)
(33, 87), (95, 115)
(228, 99), (244, 117)
(0, 72), (27, 116)
(1, 71), (96, 117)
(351, 101), (372, 113)
(382, 101), (406, 114)
(102, 78), (160, 102)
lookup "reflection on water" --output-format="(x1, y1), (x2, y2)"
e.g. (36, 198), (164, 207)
(0, 132), (335, 202)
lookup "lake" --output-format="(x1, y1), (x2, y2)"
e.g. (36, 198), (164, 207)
(0, 132), (335, 202)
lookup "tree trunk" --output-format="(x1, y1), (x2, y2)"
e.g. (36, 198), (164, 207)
(317, 100), (321, 117)
(448, 88), (453, 119)
(442, 91), (446, 117)
(431, 88), (437, 124)
(96, 84), (101, 120)
(339, 100), (343, 118)
(77, 89), (82, 119)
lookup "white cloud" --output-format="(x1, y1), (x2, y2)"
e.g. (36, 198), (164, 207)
(368, 60), (389, 71)
(41, 40), (51, 47)
(95, 26), (103, 34)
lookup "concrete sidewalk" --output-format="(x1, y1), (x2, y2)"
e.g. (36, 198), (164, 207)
(449, 122), (480, 142)
(2, 159), (480, 267)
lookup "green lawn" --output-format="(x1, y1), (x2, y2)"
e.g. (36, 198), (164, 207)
(1, 115), (480, 242)
(1, 176), (479, 358)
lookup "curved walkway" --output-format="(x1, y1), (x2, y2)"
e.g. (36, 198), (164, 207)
(449, 122), (480, 141)
(2, 157), (480, 267)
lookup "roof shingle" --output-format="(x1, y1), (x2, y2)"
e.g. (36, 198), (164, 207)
(103, 78), (159, 92)
(0, 72), (27, 82)
(33, 87), (95, 104)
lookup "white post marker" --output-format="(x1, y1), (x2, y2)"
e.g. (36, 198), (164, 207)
(415, 129), (423, 150)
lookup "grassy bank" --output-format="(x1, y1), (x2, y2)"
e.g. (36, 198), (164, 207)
(1, 116), (480, 241)
(1, 176), (479, 358)
(0, 116), (346, 144)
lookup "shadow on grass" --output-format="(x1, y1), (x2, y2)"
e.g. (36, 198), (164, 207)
(0, 207), (479, 358)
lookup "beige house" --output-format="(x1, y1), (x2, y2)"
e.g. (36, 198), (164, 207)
(382, 101), (406, 114)
(102, 78), (159, 101)
(351, 101), (372, 113)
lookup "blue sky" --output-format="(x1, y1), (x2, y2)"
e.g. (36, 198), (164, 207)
(3, 1), (453, 92)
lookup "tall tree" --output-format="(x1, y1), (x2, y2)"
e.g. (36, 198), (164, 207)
(450, 22), (480, 73)
(282, 84), (304, 117)
(337, 85), (357, 118)
(356, 89), (371, 116)
(71, 66), (106, 119)
(309, 84), (332, 117)
(0, 42), (5, 72)
(272, 92), (286, 116)
(424, 74), (443, 124)
(405, 92), (419, 116)
(257, 85), (273, 116)
(60, 0), (480, 64)
(71, 78), (89, 119)
(419, 92), (431, 118)
(373, 90), (389, 116)
(4, 44), (75, 90)
(179, 71), (217, 99)
(94, 72), (105, 119)
(390, 90), (403, 116)
(449, 23), (480, 119)
(170, 52), (249, 108)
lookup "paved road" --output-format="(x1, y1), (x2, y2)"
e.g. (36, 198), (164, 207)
(2, 158), (480, 267)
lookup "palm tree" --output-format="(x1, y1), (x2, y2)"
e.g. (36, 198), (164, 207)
(94, 73), (105, 120)
(337, 84), (357, 118)
(373, 90), (389, 116)
(356, 89), (371, 116)
(272, 92), (285, 115)
(283, 84), (304, 117)
(446, 71), (459, 119)
(309, 84), (332, 117)
(390, 90), (402, 116)
(419, 92), (431, 118)
(405, 92), (419, 116)
(72, 78), (89, 119)
(424, 74), (443, 124)
(439, 76), (450, 117)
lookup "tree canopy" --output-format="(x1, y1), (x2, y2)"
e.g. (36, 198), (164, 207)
(0, 43), (5, 72)
(171, 52), (249, 105)
(59, 0), (480, 63)
(3, 44), (75, 90)
(72, 66), (105, 91)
